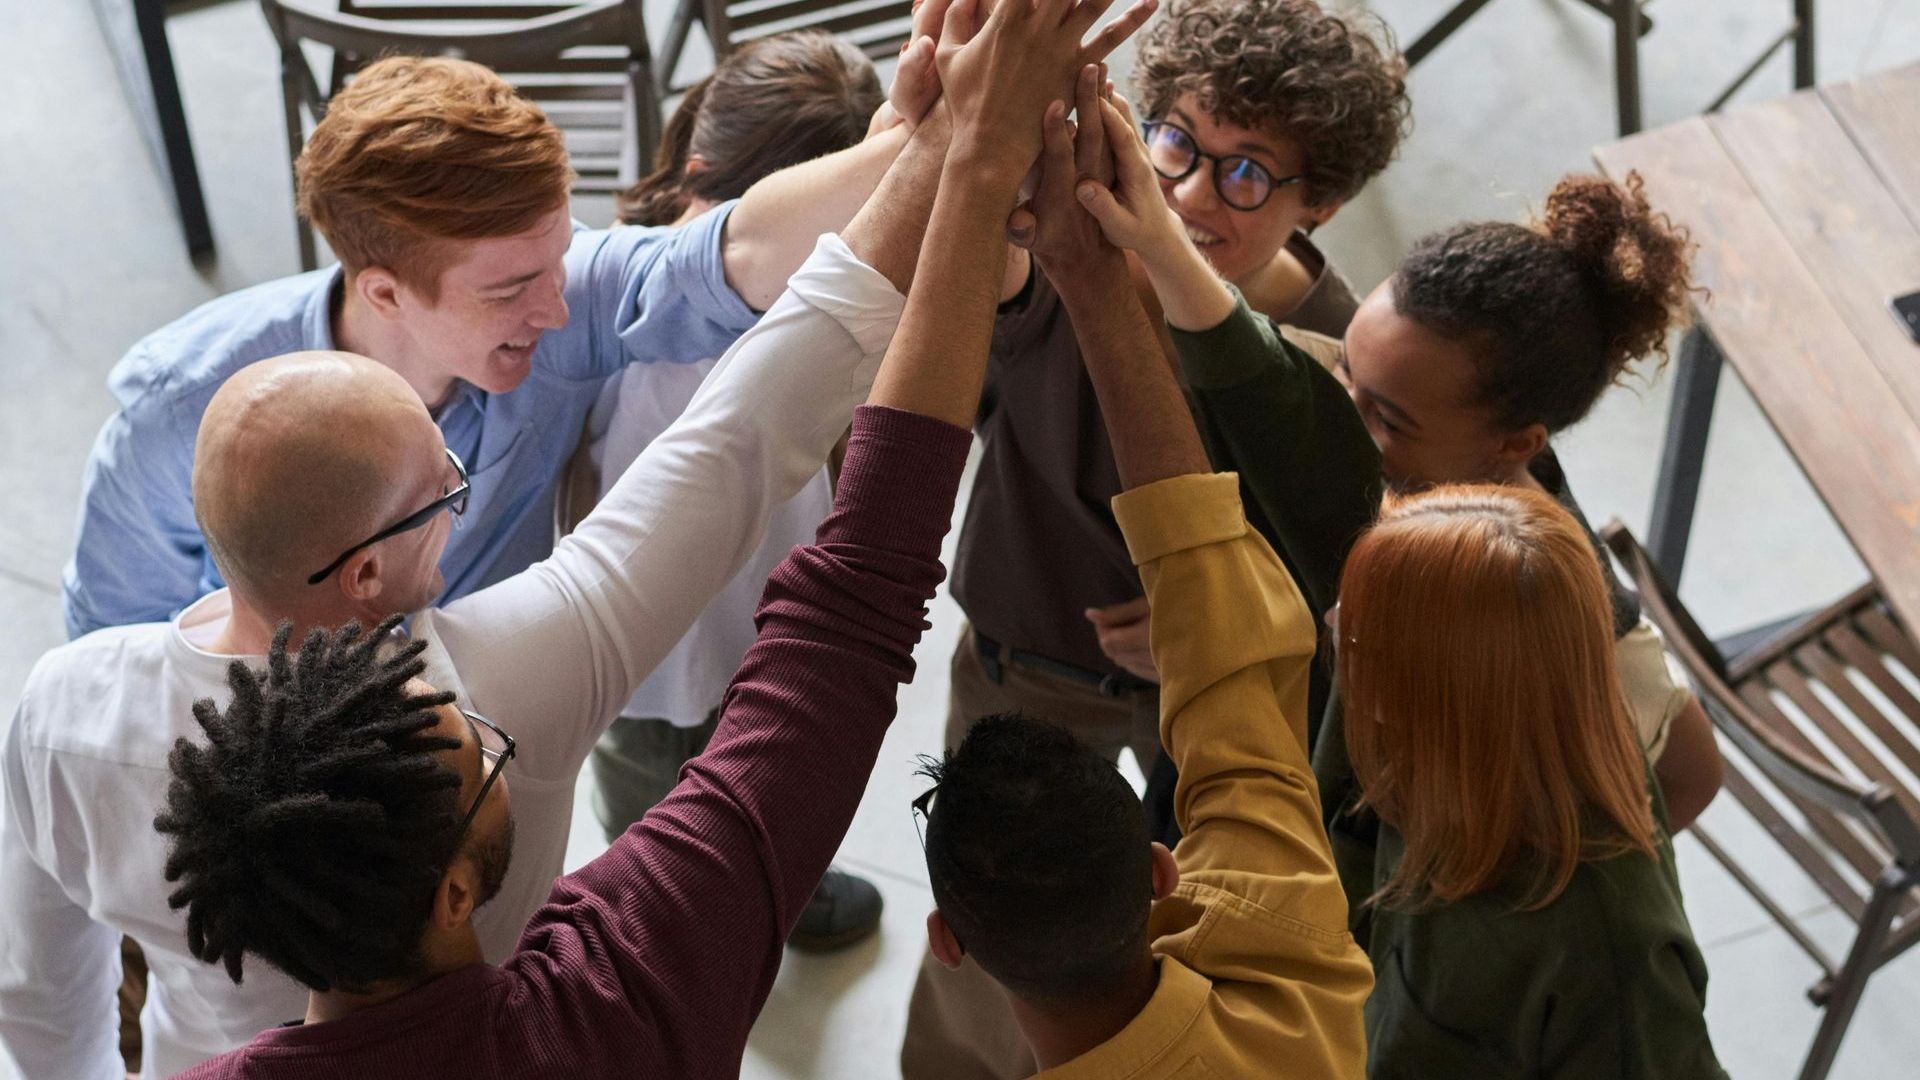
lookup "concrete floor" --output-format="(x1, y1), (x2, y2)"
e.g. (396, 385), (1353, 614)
(4, 0), (1920, 1076)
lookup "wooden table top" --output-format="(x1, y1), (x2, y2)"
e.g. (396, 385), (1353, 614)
(1595, 62), (1920, 632)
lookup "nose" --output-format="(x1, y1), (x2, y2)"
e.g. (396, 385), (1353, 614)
(532, 277), (569, 331)
(1171, 161), (1220, 213)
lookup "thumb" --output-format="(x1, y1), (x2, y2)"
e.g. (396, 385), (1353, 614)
(1076, 181), (1130, 234)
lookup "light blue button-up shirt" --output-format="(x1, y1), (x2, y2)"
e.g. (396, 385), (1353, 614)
(62, 205), (756, 639)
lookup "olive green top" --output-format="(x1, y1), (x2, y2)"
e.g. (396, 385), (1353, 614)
(1170, 295), (1727, 1079)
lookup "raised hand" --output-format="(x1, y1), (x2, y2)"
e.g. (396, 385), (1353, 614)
(1013, 64), (1121, 273)
(884, 0), (953, 128)
(935, 0), (1157, 176)
(1072, 93), (1187, 263)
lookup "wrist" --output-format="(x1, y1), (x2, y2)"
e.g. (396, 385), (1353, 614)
(948, 131), (1032, 190)
(1044, 245), (1129, 301)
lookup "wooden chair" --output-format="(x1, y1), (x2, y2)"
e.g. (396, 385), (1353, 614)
(654, 0), (912, 95)
(1402, 0), (1815, 136)
(1603, 522), (1920, 1080)
(258, 0), (660, 270)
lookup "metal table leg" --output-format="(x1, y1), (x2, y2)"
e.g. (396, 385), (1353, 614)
(133, 0), (212, 256)
(1647, 326), (1724, 584)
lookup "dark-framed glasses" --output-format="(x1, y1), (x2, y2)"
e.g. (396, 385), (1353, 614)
(1142, 120), (1304, 212)
(456, 708), (515, 839)
(307, 447), (470, 585)
(911, 786), (938, 852)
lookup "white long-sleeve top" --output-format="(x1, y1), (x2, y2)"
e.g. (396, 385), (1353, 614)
(0, 236), (902, 1080)
(579, 361), (834, 729)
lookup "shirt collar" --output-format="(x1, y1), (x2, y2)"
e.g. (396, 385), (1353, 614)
(1031, 958), (1214, 1079)
(166, 590), (260, 679)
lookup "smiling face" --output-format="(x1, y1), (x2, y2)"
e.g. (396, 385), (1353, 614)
(1155, 93), (1326, 285)
(1339, 281), (1516, 490)
(394, 205), (574, 396)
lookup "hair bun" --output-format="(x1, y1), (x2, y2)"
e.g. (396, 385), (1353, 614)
(1540, 172), (1696, 377)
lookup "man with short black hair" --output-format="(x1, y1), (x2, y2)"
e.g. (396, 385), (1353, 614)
(910, 75), (1370, 1078)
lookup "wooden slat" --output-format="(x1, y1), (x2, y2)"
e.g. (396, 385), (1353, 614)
(1774, 651), (1920, 824)
(1857, 603), (1920, 675)
(1718, 751), (1867, 919)
(1798, 639), (1920, 789)
(1739, 676), (1890, 884)
(1825, 622), (1920, 731)
(1594, 119), (1920, 640)
(1709, 93), (1920, 441)
(1823, 62), (1920, 232)
(725, 0), (897, 31)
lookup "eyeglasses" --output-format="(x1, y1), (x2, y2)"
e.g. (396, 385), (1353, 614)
(307, 447), (469, 585)
(456, 708), (515, 839)
(1142, 120), (1304, 212)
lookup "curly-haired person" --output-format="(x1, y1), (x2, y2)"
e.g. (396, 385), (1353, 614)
(907, 4), (1408, 1076)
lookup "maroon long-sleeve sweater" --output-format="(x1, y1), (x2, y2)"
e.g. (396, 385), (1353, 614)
(177, 405), (972, 1080)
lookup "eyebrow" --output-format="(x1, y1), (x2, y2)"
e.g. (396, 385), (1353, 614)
(1169, 107), (1284, 171)
(478, 269), (542, 292)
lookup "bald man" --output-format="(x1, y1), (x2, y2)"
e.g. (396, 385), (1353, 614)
(0, 95), (954, 1077)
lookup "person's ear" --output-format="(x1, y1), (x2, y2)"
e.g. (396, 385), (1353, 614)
(1149, 841), (1179, 902)
(337, 549), (386, 606)
(432, 856), (480, 931)
(1301, 197), (1345, 235)
(1491, 422), (1549, 470)
(683, 154), (708, 178)
(354, 267), (408, 320)
(926, 909), (966, 970)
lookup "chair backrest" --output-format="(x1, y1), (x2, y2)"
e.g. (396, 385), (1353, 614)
(702, 0), (912, 62)
(1603, 523), (1920, 925)
(259, 0), (653, 198)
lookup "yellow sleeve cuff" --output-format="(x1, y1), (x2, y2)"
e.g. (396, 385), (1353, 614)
(1112, 472), (1248, 567)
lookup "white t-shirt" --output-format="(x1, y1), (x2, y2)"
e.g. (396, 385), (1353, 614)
(0, 236), (903, 1080)
(580, 361), (833, 728)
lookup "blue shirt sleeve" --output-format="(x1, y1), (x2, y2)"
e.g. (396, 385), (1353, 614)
(541, 201), (760, 382)
(61, 388), (209, 638)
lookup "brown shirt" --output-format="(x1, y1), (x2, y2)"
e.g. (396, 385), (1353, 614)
(951, 232), (1360, 674)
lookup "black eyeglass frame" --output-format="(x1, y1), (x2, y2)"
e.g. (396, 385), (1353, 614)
(1141, 119), (1306, 212)
(307, 447), (470, 585)
(456, 708), (514, 840)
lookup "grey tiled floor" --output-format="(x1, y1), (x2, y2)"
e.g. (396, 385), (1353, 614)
(6, 0), (1920, 1076)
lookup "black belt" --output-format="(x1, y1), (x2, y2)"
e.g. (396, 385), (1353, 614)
(972, 629), (1155, 698)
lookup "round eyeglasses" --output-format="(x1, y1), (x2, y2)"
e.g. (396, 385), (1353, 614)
(1142, 120), (1305, 212)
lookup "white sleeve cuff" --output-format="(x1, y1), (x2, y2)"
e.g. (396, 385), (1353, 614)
(783, 233), (905, 360)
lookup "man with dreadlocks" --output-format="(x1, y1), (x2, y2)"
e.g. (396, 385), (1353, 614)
(138, 4), (1101, 1075)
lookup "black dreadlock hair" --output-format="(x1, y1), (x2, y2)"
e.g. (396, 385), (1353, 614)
(153, 615), (466, 993)
(916, 714), (1154, 1004)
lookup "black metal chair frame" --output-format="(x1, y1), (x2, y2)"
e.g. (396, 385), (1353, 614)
(1604, 522), (1920, 1080)
(654, 0), (913, 95)
(257, 0), (659, 270)
(1404, 0), (1817, 136)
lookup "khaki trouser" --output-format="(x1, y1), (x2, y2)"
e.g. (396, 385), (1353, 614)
(899, 626), (1160, 1080)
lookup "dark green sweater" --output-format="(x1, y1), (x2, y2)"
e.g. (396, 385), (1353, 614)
(1169, 296), (1727, 1080)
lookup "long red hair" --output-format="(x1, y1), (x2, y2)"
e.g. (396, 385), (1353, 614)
(1339, 484), (1657, 909)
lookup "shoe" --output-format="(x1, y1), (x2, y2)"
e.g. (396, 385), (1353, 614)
(789, 867), (883, 951)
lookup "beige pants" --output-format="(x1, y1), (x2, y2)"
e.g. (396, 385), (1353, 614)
(899, 626), (1160, 1080)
